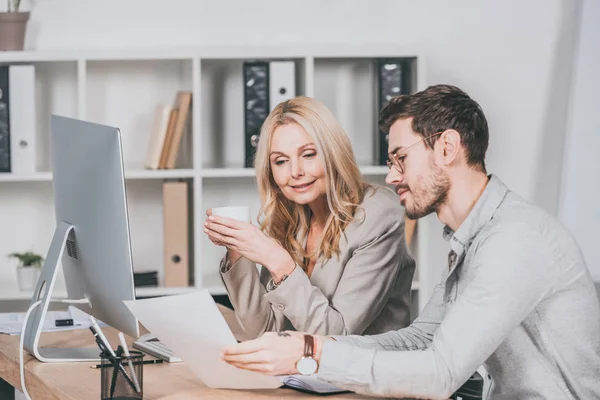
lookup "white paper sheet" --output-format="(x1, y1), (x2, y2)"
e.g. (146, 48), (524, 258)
(0, 306), (104, 336)
(124, 290), (282, 389)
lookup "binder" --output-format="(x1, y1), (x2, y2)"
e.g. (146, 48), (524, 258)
(0, 66), (10, 173)
(375, 59), (411, 165)
(243, 61), (295, 167)
(268, 61), (296, 112)
(8, 65), (36, 173)
(162, 180), (194, 287)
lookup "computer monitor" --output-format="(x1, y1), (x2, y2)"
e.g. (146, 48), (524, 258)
(23, 115), (139, 362)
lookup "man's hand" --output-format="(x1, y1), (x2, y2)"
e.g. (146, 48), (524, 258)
(221, 331), (330, 376)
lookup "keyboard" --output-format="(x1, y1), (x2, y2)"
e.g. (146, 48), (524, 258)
(132, 333), (182, 363)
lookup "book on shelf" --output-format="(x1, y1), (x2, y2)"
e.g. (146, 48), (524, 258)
(144, 104), (173, 169)
(144, 91), (192, 170)
(158, 108), (179, 169)
(0, 64), (37, 174)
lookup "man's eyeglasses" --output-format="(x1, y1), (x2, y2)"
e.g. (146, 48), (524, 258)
(386, 131), (444, 174)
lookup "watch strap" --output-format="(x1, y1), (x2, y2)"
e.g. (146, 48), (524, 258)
(267, 273), (289, 291)
(304, 335), (314, 357)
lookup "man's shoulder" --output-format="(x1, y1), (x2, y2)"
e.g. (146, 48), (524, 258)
(476, 190), (568, 250)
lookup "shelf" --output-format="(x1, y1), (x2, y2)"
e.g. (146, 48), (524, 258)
(0, 284), (227, 301)
(124, 169), (196, 180)
(201, 168), (255, 178)
(0, 45), (421, 63)
(0, 169), (196, 182)
(0, 45), (428, 315)
(0, 172), (52, 182)
(359, 166), (389, 175)
(0, 279), (415, 301)
(135, 286), (215, 298)
(201, 166), (389, 179)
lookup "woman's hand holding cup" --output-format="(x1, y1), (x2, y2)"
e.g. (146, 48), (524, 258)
(204, 206), (294, 280)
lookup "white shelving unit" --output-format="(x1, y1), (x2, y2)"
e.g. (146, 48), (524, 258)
(0, 45), (431, 308)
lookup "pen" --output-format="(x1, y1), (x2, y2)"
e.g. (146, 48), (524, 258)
(89, 317), (116, 358)
(90, 359), (164, 369)
(118, 332), (141, 393)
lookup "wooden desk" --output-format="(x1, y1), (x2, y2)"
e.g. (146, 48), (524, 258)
(0, 305), (364, 400)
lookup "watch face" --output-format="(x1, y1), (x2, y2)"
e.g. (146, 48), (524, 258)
(296, 356), (318, 375)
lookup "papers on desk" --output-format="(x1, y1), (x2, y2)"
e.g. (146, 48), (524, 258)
(124, 291), (344, 393)
(124, 291), (281, 389)
(0, 306), (103, 335)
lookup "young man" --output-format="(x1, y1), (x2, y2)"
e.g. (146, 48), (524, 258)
(221, 85), (600, 399)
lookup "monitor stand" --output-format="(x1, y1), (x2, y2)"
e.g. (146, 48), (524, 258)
(22, 222), (101, 362)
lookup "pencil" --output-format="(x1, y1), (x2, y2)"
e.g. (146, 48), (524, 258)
(90, 359), (164, 369)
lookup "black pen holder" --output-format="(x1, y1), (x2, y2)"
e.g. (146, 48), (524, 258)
(100, 350), (144, 400)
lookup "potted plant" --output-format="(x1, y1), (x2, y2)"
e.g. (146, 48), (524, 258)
(8, 250), (44, 291)
(0, 0), (30, 51)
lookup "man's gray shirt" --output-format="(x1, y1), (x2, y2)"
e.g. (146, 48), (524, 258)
(317, 175), (600, 399)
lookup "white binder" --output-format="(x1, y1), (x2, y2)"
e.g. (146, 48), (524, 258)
(269, 61), (296, 111)
(9, 65), (36, 174)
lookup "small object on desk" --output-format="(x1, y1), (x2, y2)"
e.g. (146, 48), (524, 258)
(90, 359), (164, 369)
(55, 318), (73, 327)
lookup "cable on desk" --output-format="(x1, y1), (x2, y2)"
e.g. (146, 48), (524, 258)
(19, 298), (90, 400)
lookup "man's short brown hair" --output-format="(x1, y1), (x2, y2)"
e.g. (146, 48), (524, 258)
(379, 84), (489, 172)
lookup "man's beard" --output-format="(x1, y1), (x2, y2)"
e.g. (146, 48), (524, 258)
(403, 164), (450, 220)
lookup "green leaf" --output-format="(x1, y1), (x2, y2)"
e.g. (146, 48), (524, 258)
(7, 251), (44, 269)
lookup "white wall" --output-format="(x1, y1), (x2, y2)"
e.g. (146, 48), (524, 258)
(559, 0), (600, 281)
(3, 0), (591, 300)
(8, 0), (576, 197)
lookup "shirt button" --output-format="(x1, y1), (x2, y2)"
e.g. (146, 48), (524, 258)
(447, 251), (457, 270)
(277, 304), (285, 311)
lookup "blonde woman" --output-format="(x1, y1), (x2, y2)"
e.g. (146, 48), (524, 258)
(204, 97), (415, 338)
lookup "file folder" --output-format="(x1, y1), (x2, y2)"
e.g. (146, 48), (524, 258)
(243, 61), (295, 167)
(9, 65), (36, 173)
(375, 59), (411, 165)
(0, 66), (10, 172)
(162, 180), (194, 287)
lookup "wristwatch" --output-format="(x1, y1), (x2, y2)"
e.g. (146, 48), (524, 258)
(267, 273), (289, 291)
(295, 335), (319, 375)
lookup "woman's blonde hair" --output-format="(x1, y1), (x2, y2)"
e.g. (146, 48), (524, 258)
(254, 96), (368, 269)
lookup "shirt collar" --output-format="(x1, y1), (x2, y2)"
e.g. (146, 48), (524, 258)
(443, 174), (508, 254)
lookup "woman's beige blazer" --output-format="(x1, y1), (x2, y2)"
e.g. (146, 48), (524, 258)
(220, 186), (416, 338)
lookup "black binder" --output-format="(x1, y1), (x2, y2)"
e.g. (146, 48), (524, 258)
(0, 66), (10, 173)
(243, 61), (269, 168)
(375, 59), (412, 165)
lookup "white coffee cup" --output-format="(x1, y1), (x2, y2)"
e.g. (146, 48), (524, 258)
(211, 206), (251, 222)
